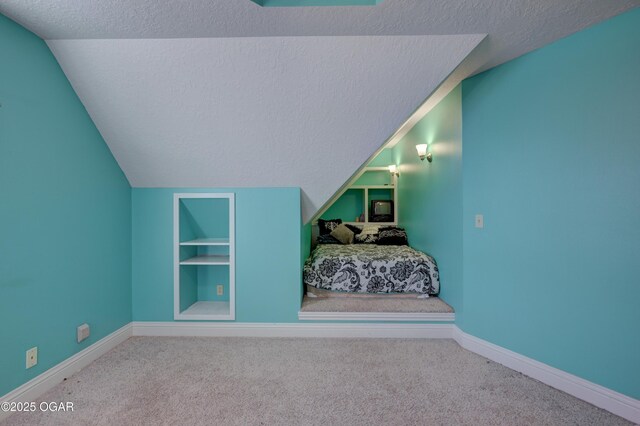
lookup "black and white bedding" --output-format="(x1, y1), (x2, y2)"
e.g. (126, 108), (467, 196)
(303, 244), (439, 295)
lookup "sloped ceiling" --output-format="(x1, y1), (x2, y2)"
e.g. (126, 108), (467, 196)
(1, 0), (636, 222)
(45, 35), (483, 222)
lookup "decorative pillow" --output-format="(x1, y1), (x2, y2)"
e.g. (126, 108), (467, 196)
(377, 226), (408, 245)
(318, 218), (342, 235)
(360, 224), (381, 235)
(355, 233), (379, 244)
(345, 224), (363, 235)
(316, 234), (341, 244)
(330, 224), (355, 245)
(355, 224), (380, 244)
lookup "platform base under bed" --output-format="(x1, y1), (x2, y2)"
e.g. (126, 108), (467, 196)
(303, 244), (440, 295)
(302, 287), (454, 313)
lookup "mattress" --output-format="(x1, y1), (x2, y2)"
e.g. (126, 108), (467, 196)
(303, 244), (439, 295)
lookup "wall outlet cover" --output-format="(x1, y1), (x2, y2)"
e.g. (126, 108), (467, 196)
(217, 285), (224, 296)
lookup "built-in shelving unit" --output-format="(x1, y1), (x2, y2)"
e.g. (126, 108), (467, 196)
(317, 166), (398, 225)
(174, 193), (235, 321)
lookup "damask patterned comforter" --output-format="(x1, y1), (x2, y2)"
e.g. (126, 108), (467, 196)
(303, 245), (439, 295)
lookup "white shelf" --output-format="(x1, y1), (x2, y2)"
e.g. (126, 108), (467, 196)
(350, 185), (394, 189)
(176, 301), (231, 320)
(180, 238), (229, 246)
(180, 255), (230, 265)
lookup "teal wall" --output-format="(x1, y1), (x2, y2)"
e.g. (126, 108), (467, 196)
(132, 188), (302, 322)
(366, 148), (393, 167)
(392, 86), (463, 313)
(461, 9), (640, 398)
(0, 15), (132, 396)
(320, 189), (364, 221)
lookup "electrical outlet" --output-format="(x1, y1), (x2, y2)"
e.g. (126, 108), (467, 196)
(26, 347), (37, 369)
(77, 323), (90, 343)
(217, 285), (224, 296)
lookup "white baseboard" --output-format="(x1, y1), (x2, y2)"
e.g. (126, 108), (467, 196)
(297, 311), (455, 322)
(0, 323), (132, 422)
(452, 326), (640, 424)
(132, 321), (453, 339)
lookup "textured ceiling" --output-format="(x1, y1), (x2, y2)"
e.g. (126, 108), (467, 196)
(46, 35), (483, 221)
(1, 0), (636, 72)
(1, 1), (636, 221)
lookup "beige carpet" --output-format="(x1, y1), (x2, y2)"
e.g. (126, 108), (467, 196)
(2, 337), (629, 426)
(301, 286), (454, 313)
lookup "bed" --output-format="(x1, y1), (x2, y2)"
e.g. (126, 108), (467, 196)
(303, 244), (439, 295)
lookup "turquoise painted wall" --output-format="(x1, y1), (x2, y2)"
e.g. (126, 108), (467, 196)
(0, 15), (132, 396)
(392, 86), (463, 313)
(367, 148), (393, 167)
(320, 189), (364, 221)
(132, 188), (302, 322)
(461, 9), (640, 398)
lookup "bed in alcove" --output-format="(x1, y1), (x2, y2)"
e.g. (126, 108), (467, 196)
(299, 148), (455, 321)
(299, 219), (454, 321)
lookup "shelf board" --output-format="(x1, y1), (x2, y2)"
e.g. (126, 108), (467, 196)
(180, 255), (230, 265)
(180, 238), (230, 246)
(350, 185), (394, 189)
(343, 222), (397, 226)
(177, 301), (231, 320)
(363, 167), (390, 171)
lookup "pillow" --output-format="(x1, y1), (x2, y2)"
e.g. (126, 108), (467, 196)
(355, 224), (380, 244)
(355, 233), (379, 244)
(360, 224), (380, 235)
(330, 224), (355, 245)
(377, 226), (408, 245)
(316, 234), (341, 244)
(345, 224), (362, 235)
(318, 218), (342, 235)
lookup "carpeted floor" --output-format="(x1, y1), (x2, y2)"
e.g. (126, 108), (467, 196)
(301, 287), (454, 313)
(2, 337), (630, 426)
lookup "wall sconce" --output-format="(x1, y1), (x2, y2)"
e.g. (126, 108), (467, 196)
(416, 144), (432, 163)
(388, 164), (400, 177)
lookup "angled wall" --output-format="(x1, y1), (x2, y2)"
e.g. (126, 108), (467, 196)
(0, 15), (131, 396)
(461, 8), (640, 399)
(45, 35), (484, 223)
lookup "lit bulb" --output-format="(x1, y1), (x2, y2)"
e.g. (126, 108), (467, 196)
(415, 144), (428, 161)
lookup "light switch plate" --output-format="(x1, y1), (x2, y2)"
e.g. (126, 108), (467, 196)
(77, 323), (90, 343)
(217, 285), (224, 296)
(26, 347), (38, 369)
(475, 214), (484, 229)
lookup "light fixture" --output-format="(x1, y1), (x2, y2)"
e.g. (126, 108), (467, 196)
(388, 164), (399, 177)
(416, 144), (432, 162)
